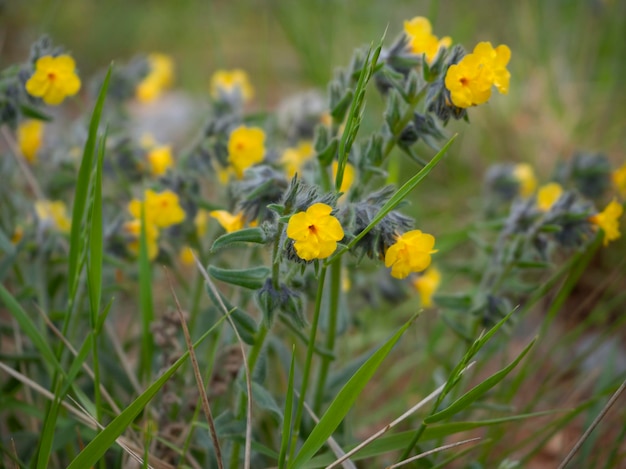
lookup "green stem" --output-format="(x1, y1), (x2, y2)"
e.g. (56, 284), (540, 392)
(272, 228), (283, 290)
(289, 266), (328, 461)
(312, 258), (341, 414)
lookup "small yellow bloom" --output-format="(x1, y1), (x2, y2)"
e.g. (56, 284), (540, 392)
(385, 230), (437, 279)
(286, 203), (344, 261)
(331, 161), (355, 195)
(227, 126), (266, 178)
(210, 210), (245, 233)
(17, 120), (44, 163)
(128, 189), (186, 229)
(136, 53), (174, 103)
(194, 209), (209, 237)
(512, 164), (537, 198)
(589, 199), (623, 246)
(179, 246), (195, 266)
(146, 145), (174, 176)
(281, 141), (314, 178)
(34, 200), (71, 233)
(123, 219), (160, 260)
(472, 42), (511, 95)
(25, 55), (81, 105)
(613, 163), (626, 198)
(210, 69), (254, 102)
(403, 16), (451, 64)
(11, 226), (24, 244)
(412, 266), (441, 307)
(536, 182), (563, 212)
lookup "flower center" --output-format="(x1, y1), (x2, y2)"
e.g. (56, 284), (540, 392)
(236, 142), (245, 151)
(47, 72), (57, 81)
(460, 77), (469, 86)
(308, 224), (317, 235)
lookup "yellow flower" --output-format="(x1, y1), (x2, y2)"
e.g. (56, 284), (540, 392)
(385, 230), (437, 279)
(210, 210), (245, 233)
(331, 161), (355, 195)
(536, 182), (563, 212)
(17, 120), (44, 163)
(123, 219), (160, 260)
(412, 266), (441, 307)
(403, 16), (451, 64)
(281, 141), (314, 178)
(472, 42), (511, 95)
(128, 189), (186, 229)
(227, 126), (266, 178)
(179, 246), (195, 266)
(210, 69), (254, 102)
(25, 55), (81, 105)
(136, 53), (174, 103)
(512, 164), (537, 198)
(286, 203), (344, 261)
(146, 145), (174, 176)
(11, 226), (24, 244)
(34, 200), (71, 233)
(589, 199), (623, 246)
(613, 163), (626, 198)
(194, 209), (209, 237)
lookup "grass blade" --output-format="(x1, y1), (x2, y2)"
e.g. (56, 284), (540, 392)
(138, 204), (154, 382)
(278, 345), (296, 468)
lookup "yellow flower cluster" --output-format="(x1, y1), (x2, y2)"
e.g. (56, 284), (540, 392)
(280, 141), (314, 178)
(25, 55), (81, 105)
(227, 125), (266, 178)
(589, 199), (623, 246)
(403, 17), (451, 64)
(385, 230), (437, 279)
(125, 189), (186, 259)
(210, 69), (254, 103)
(35, 200), (71, 233)
(17, 120), (44, 164)
(136, 53), (174, 103)
(445, 42), (511, 108)
(287, 203), (344, 261)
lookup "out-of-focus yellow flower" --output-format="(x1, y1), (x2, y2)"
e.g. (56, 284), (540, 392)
(287, 203), (344, 261)
(17, 120), (44, 164)
(536, 182), (563, 212)
(146, 145), (174, 177)
(210, 210), (245, 233)
(11, 226), (24, 244)
(331, 161), (355, 195)
(210, 69), (254, 102)
(412, 266), (441, 307)
(403, 16), (451, 64)
(385, 230), (437, 279)
(123, 219), (160, 260)
(128, 189), (186, 229)
(589, 199), (623, 246)
(281, 141), (314, 178)
(25, 55), (81, 105)
(227, 126), (266, 178)
(341, 267), (351, 292)
(194, 209), (209, 237)
(179, 246), (195, 265)
(136, 53), (174, 103)
(444, 41), (510, 108)
(613, 163), (626, 198)
(35, 200), (71, 233)
(513, 164), (537, 198)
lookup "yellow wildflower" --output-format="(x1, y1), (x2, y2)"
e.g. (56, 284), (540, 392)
(536, 182), (563, 212)
(179, 246), (195, 266)
(512, 164), (537, 198)
(210, 69), (254, 102)
(227, 126), (266, 178)
(613, 163), (626, 198)
(331, 161), (355, 195)
(123, 219), (160, 260)
(210, 210), (245, 233)
(136, 53), (174, 103)
(281, 141), (314, 178)
(25, 55), (81, 105)
(194, 209), (209, 237)
(589, 199), (623, 246)
(403, 16), (451, 64)
(385, 230), (437, 279)
(412, 266), (441, 307)
(472, 42), (511, 95)
(146, 145), (174, 177)
(286, 203), (344, 261)
(11, 226), (24, 244)
(34, 200), (71, 233)
(128, 189), (186, 229)
(17, 120), (44, 164)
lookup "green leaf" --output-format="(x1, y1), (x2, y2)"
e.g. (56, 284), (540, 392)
(238, 381), (283, 423)
(204, 286), (257, 345)
(433, 294), (473, 310)
(425, 338), (537, 424)
(289, 314), (417, 468)
(208, 265), (270, 290)
(211, 227), (267, 252)
(278, 346), (296, 468)
(19, 103), (53, 122)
